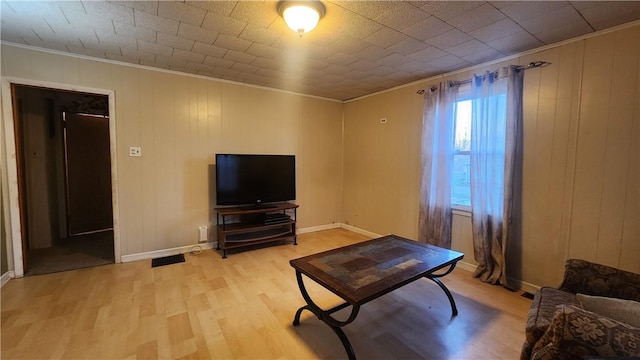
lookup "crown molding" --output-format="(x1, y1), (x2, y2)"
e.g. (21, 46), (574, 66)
(0, 41), (342, 104)
(345, 19), (640, 103)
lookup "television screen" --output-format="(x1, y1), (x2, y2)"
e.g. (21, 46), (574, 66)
(215, 154), (296, 206)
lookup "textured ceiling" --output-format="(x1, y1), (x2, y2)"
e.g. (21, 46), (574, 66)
(2, 1), (640, 101)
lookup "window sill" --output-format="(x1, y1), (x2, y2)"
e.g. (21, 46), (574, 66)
(452, 205), (471, 217)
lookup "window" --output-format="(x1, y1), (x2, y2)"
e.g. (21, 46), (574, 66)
(451, 85), (509, 209)
(452, 99), (471, 207)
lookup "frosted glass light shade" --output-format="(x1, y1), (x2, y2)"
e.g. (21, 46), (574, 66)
(278, 1), (326, 36)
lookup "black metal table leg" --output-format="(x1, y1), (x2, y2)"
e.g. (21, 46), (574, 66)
(292, 271), (360, 360)
(328, 326), (356, 360)
(424, 263), (459, 316)
(428, 277), (458, 316)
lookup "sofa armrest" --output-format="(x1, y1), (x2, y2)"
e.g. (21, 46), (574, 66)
(558, 259), (640, 301)
(530, 305), (640, 360)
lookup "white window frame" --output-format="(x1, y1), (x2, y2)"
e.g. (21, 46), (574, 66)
(451, 84), (472, 213)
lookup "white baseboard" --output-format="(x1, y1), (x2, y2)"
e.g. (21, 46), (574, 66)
(116, 224), (543, 294)
(456, 260), (478, 273)
(120, 242), (217, 263)
(298, 223), (382, 237)
(453, 261), (540, 293)
(120, 223), (344, 263)
(1, 270), (14, 288)
(120, 223), (343, 262)
(297, 223), (341, 234)
(339, 223), (382, 238)
(508, 278), (540, 294)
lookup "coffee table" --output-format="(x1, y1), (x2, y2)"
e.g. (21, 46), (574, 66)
(290, 234), (464, 360)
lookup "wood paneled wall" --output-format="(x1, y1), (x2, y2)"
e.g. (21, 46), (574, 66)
(342, 86), (424, 239)
(343, 24), (640, 288)
(1, 24), (638, 288)
(516, 25), (640, 285)
(1, 46), (344, 258)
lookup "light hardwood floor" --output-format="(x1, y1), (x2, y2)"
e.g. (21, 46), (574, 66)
(1, 229), (532, 359)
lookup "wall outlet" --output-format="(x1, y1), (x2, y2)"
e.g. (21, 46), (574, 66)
(129, 146), (141, 157)
(380, 118), (387, 124)
(198, 226), (208, 243)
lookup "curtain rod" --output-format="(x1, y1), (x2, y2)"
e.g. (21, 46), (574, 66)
(416, 61), (551, 94)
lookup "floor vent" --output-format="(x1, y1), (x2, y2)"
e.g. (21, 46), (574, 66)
(521, 291), (535, 300)
(151, 254), (185, 268)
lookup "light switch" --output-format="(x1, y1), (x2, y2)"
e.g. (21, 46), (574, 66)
(129, 146), (141, 157)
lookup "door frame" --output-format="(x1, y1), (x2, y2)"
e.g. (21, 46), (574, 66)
(1, 77), (121, 277)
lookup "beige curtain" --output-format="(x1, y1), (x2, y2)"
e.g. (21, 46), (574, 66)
(469, 66), (524, 286)
(419, 82), (459, 248)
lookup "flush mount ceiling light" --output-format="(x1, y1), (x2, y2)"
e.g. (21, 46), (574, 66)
(277, 1), (326, 36)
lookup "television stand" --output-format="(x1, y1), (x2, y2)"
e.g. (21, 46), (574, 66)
(240, 204), (277, 210)
(215, 202), (299, 258)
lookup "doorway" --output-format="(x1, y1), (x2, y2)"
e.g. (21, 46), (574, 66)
(12, 85), (115, 275)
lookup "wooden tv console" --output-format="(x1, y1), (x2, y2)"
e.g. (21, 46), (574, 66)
(215, 202), (299, 258)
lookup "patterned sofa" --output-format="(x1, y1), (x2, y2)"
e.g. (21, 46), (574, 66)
(521, 259), (640, 360)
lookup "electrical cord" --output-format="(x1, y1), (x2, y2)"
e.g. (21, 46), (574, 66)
(187, 245), (202, 256)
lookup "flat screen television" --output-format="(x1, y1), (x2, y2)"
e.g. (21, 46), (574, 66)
(215, 154), (296, 207)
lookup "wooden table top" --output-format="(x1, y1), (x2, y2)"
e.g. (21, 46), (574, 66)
(290, 235), (464, 305)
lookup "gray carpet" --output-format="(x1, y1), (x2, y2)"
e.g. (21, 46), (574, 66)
(26, 231), (114, 276)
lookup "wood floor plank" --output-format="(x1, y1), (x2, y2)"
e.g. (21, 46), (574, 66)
(1, 229), (532, 359)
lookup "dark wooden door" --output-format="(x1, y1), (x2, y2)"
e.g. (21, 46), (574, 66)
(63, 112), (113, 235)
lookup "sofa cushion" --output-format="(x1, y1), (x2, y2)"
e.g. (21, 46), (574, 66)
(577, 293), (640, 328)
(521, 287), (580, 360)
(559, 259), (640, 301)
(526, 287), (581, 339)
(530, 305), (640, 360)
